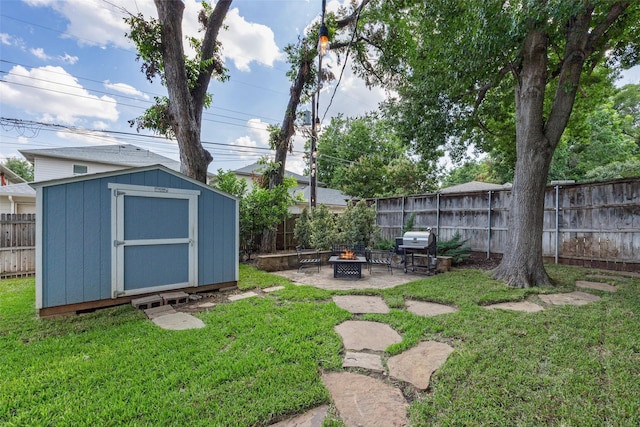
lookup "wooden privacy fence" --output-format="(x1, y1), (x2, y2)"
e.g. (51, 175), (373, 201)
(1, 213), (36, 278)
(373, 178), (639, 271)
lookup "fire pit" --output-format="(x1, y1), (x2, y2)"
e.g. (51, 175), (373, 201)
(328, 254), (367, 279)
(338, 249), (356, 260)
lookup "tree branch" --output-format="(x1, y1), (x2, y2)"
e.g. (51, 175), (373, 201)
(193, 0), (233, 118)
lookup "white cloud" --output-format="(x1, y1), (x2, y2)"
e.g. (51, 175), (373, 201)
(59, 53), (79, 64)
(30, 47), (51, 60)
(103, 80), (150, 100)
(218, 8), (284, 72)
(1, 33), (13, 45)
(0, 65), (119, 125)
(24, 0), (283, 72)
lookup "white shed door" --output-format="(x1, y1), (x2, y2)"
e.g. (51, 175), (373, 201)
(109, 184), (199, 298)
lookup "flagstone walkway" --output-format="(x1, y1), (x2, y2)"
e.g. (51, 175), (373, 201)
(135, 272), (623, 426)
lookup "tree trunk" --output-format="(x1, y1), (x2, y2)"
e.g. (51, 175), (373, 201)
(154, 0), (232, 183)
(492, 30), (554, 288)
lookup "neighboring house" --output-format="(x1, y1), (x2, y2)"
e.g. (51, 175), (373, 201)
(0, 163), (34, 214)
(1, 143), (184, 215)
(19, 143), (181, 182)
(233, 162), (351, 214)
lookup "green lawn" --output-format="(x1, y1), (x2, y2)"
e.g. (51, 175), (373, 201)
(1, 264), (638, 426)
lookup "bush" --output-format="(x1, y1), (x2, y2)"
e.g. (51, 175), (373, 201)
(310, 204), (337, 250)
(335, 200), (380, 247)
(294, 208), (312, 248)
(437, 231), (471, 264)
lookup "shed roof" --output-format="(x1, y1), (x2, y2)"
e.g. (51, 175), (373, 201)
(29, 164), (237, 201)
(20, 144), (181, 171)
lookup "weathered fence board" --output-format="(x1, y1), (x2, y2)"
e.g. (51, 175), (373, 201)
(372, 178), (639, 271)
(1, 214), (36, 277)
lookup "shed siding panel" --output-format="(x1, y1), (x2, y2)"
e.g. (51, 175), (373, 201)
(99, 178), (113, 300)
(82, 179), (103, 302)
(65, 182), (85, 304)
(124, 244), (189, 289)
(43, 185), (67, 307)
(199, 191), (215, 283)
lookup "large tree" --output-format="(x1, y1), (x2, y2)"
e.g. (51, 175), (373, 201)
(126, 0), (232, 183)
(317, 113), (438, 197)
(356, 0), (638, 287)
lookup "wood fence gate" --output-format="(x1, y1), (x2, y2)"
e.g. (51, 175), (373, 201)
(1, 213), (36, 278)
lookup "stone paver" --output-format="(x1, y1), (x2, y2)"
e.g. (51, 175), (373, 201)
(268, 405), (328, 427)
(263, 285), (286, 293)
(342, 351), (385, 372)
(387, 341), (454, 391)
(151, 312), (205, 330)
(576, 280), (617, 292)
(144, 304), (176, 319)
(335, 320), (402, 351)
(322, 372), (408, 427)
(587, 274), (629, 282)
(485, 301), (545, 312)
(539, 291), (601, 306)
(332, 295), (390, 314)
(406, 300), (458, 316)
(228, 291), (258, 301)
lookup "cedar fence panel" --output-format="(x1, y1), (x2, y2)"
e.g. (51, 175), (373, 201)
(371, 178), (640, 272)
(1, 213), (36, 278)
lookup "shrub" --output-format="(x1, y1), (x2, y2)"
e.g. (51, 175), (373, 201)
(437, 231), (471, 264)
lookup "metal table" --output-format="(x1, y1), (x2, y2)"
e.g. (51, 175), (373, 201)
(328, 255), (367, 279)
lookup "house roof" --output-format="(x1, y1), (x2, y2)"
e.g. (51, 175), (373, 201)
(439, 181), (512, 194)
(234, 162), (327, 187)
(291, 185), (351, 207)
(19, 144), (181, 171)
(0, 163), (27, 184)
(0, 182), (35, 197)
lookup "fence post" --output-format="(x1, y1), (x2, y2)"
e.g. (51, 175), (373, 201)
(487, 191), (493, 259)
(436, 193), (440, 236)
(555, 185), (560, 264)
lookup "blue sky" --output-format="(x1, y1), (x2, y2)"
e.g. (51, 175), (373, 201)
(1, 0), (639, 176)
(0, 0), (386, 175)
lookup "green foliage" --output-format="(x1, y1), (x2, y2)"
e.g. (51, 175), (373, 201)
(293, 208), (312, 249)
(2, 157), (33, 182)
(211, 168), (247, 198)
(317, 113), (438, 198)
(373, 238), (394, 250)
(437, 231), (471, 264)
(335, 200), (380, 248)
(309, 204), (336, 250)
(240, 176), (298, 255)
(584, 158), (640, 181)
(402, 212), (416, 234)
(124, 7), (227, 138)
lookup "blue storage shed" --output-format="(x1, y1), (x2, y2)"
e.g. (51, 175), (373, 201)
(31, 165), (238, 316)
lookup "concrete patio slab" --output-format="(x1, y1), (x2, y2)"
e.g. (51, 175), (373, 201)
(335, 320), (402, 351)
(484, 301), (545, 312)
(406, 300), (458, 316)
(268, 405), (328, 427)
(197, 302), (216, 308)
(342, 351), (385, 373)
(576, 280), (617, 292)
(539, 291), (601, 306)
(322, 372), (408, 427)
(228, 291), (258, 301)
(272, 267), (420, 291)
(151, 312), (205, 330)
(332, 295), (390, 314)
(387, 341), (454, 391)
(263, 285), (286, 293)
